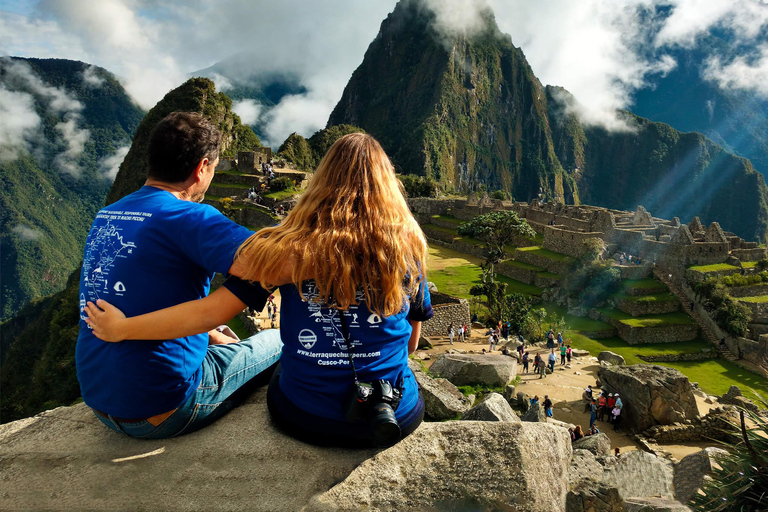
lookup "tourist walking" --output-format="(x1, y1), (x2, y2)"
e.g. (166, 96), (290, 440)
(560, 344), (567, 365)
(612, 404), (622, 432)
(566, 345), (572, 363)
(522, 352), (530, 373)
(597, 392), (607, 421)
(543, 395), (553, 418)
(606, 393), (616, 424)
(589, 399), (597, 428)
(488, 332), (495, 352)
(448, 323), (455, 345)
(548, 349), (556, 373)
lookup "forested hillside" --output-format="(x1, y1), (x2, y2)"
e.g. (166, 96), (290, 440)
(0, 58), (144, 320)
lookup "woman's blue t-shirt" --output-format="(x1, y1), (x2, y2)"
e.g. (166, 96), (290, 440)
(277, 280), (433, 422)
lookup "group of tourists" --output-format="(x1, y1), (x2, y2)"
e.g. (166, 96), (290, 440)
(447, 322), (468, 344)
(584, 385), (624, 432)
(618, 252), (642, 266)
(246, 186), (263, 203)
(261, 161), (275, 182)
(528, 395), (554, 418)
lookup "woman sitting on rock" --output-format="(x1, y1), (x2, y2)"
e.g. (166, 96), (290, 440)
(85, 134), (433, 448)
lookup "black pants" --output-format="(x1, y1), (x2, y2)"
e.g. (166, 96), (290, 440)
(267, 364), (424, 448)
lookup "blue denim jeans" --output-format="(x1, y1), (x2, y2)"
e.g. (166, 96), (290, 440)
(95, 329), (282, 439)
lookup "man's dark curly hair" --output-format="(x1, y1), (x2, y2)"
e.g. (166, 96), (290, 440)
(147, 112), (221, 183)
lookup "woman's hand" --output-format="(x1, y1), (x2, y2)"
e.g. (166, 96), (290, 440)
(84, 299), (128, 342)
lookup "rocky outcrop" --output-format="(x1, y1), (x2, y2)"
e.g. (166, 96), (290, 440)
(0, 388), (574, 512)
(597, 364), (698, 431)
(569, 449), (605, 485)
(410, 360), (472, 420)
(673, 447), (727, 504)
(307, 422), (572, 512)
(624, 497), (691, 512)
(429, 354), (517, 387)
(602, 451), (674, 501)
(522, 401), (547, 422)
(572, 433), (611, 457)
(598, 351), (625, 366)
(566, 479), (625, 512)
(571, 349), (590, 358)
(461, 393), (520, 422)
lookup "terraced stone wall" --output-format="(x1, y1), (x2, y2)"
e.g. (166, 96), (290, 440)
(422, 294), (471, 337)
(616, 297), (679, 317)
(615, 323), (699, 345)
(728, 284), (768, 298)
(542, 226), (604, 259)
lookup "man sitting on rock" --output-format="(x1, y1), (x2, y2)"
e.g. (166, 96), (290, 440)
(77, 112), (283, 439)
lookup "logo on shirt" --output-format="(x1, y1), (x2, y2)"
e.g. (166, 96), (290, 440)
(298, 329), (317, 350)
(367, 313), (382, 325)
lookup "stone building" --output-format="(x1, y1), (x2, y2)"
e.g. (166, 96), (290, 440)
(421, 292), (472, 337)
(238, 148), (273, 172)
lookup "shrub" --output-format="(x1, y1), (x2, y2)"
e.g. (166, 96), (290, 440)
(489, 190), (508, 201)
(694, 278), (751, 336)
(561, 260), (621, 308)
(398, 174), (439, 198)
(269, 176), (293, 192)
(757, 259), (768, 272)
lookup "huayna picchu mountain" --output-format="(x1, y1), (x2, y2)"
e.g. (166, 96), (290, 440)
(0, 57), (145, 321)
(328, 0), (768, 241)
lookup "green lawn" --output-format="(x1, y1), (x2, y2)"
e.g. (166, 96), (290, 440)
(742, 261), (759, 269)
(263, 189), (297, 201)
(621, 279), (667, 291)
(212, 182), (251, 189)
(537, 271), (560, 279)
(688, 263), (741, 273)
(204, 194), (222, 201)
(619, 312), (696, 328)
(738, 295), (768, 303)
(614, 292), (678, 303)
(515, 246), (576, 264)
(503, 259), (545, 272)
(541, 304), (614, 332)
(430, 214), (463, 225)
(428, 264), (542, 300)
(425, 224), (484, 247)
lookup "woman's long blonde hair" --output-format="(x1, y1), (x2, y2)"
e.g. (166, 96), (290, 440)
(236, 133), (428, 316)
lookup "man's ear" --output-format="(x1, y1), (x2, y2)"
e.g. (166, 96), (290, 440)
(193, 158), (210, 182)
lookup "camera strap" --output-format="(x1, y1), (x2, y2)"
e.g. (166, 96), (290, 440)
(337, 310), (361, 384)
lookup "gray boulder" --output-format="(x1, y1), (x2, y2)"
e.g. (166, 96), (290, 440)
(413, 370), (472, 421)
(572, 433), (611, 457)
(598, 351), (625, 366)
(569, 449), (604, 485)
(624, 497), (692, 512)
(602, 450), (674, 501)
(522, 401), (546, 422)
(461, 393), (520, 422)
(517, 391), (531, 411)
(571, 349), (590, 358)
(566, 478), (625, 512)
(417, 335), (432, 349)
(429, 353), (517, 387)
(673, 447), (727, 504)
(598, 364), (698, 432)
(503, 384), (516, 404)
(307, 422), (572, 512)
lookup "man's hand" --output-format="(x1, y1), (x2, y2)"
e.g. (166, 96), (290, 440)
(84, 299), (128, 342)
(208, 329), (240, 345)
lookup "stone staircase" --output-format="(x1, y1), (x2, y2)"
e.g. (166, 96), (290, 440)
(652, 268), (732, 359)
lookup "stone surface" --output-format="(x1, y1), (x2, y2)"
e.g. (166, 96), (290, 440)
(569, 449), (604, 485)
(624, 497), (691, 512)
(0, 389), (376, 512)
(572, 433), (612, 457)
(429, 354), (517, 387)
(601, 451), (674, 500)
(566, 478), (625, 512)
(598, 351), (625, 366)
(571, 349), (590, 358)
(417, 335), (432, 349)
(461, 393), (520, 422)
(598, 364), (698, 431)
(673, 447), (727, 504)
(522, 401), (546, 422)
(517, 391), (531, 411)
(306, 422), (572, 512)
(413, 369), (472, 421)
(503, 384), (517, 404)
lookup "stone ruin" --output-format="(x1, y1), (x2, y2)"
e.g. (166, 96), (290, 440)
(238, 148), (273, 172)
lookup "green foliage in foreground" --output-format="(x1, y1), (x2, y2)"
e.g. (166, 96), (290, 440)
(690, 408), (768, 512)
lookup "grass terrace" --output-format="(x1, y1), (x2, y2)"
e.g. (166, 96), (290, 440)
(537, 271), (559, 279)
(738, 295), (768, 303)
(595, 308), (695, 327)
(614, 292), (678, 303)
(263, 189), (297, 201)
(430, 214), (463, 225)
(688, 263), (741, 273)
(742, 261), (759, 269)
(504, 259), (546, 272)
(515, 246), (577, 263)
(621, 279), (668, 291)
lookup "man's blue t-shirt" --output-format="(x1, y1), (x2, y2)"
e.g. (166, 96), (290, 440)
(75, 186), (253, 418)
(277, 280), (433, 423)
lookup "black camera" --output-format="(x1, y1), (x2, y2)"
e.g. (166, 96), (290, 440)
(343, 379), (403, 448)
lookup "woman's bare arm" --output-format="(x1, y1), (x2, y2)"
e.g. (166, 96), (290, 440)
(84, 286), (247, 342)
(408, 320), (422, 355)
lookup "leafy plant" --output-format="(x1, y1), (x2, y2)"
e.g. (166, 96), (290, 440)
(694, 279), (751, 336)
(269, 176), (293, 192)
(458, 211), (536, 280)
(398, 174), (439, 198)
(690, 408), (768, 511)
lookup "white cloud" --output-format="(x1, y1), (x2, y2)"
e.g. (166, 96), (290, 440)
(0, 85), (40, 162)
(81, 65), (105, 87)
(12, 224), (43, 242)
(704, 47), (768, 96)
(100, 144), (130, 181)
(54, 116), (90, 176)
(209, 73), (232, 92)
(232, 99), (262, 126)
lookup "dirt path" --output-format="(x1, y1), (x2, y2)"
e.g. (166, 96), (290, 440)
(420, 332), (721, 458)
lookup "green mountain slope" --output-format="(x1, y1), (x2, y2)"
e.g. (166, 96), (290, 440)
(0, 57), (144, 320)
(327, 0), (576, 202)
(547, 87), (768, 241)
(0, 77), (263, 424)
(277, 124), (365, 171)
